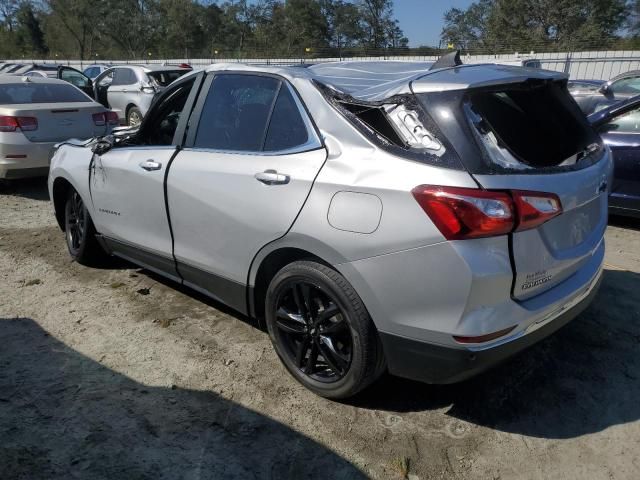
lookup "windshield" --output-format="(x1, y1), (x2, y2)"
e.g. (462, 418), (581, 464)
(0, 83), (92, 104)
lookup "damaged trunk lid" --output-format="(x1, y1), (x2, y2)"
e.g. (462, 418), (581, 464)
(412, 65), (611, 299)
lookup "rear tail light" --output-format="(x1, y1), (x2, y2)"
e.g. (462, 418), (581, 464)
(412, 185), (562, 240)
(92, 113), (106, 126)
(412, 186), (514, 240)
(512, 190), (562, 231)
(93, 111), (119, 126)
(0, 115), (38, 132)
(105, 111), (119, 126)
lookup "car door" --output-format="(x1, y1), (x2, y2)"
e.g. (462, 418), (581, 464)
(93, 69), (114, 108)
(590, 97), (640, 215)
(58, 66), (94, 98)
(167, 73), (326, 312)
(89, 74), (202, 281)
(107, 67), (138, 121)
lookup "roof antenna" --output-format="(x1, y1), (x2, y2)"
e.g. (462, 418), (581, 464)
(429, 50), (462, 71)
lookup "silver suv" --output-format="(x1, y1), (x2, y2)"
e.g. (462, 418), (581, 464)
(48, 59), (611, 398)
(93, 65), (191, 126)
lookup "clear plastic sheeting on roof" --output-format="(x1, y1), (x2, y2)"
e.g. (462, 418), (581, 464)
(308, 61), (433, 101)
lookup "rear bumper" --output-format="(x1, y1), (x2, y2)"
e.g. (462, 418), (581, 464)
(0, 138), (55, 179)
(380, 271), (602, 384)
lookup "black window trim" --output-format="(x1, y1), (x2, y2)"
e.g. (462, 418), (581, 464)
(126, 71), (205, 147)
(183, 71), (323, 156)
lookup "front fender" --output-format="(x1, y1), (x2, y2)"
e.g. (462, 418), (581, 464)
(48, 144), (96, 228)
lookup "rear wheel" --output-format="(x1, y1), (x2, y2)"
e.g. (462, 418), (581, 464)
(64, 189), (106, 266)
(265, 261), (384, 399)
(127, 106), (142, 127)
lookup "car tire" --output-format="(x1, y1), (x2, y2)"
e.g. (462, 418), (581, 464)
(64, 188), (106, 266)
(265, 260), (385, 399)
(127, 106), (143, 127)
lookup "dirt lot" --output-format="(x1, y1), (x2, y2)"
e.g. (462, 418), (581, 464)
(1, 178), (639, 480)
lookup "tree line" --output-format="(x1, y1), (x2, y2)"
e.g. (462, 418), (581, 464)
(441, 0), (640, 53)
(0, 0), (411, 60)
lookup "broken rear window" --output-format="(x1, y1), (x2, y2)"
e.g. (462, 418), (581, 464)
(466, 82), (600, 169)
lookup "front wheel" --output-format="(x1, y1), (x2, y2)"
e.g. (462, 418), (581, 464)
(127, 106), (143, 127)
(64, 189), (106, 266)
(265, 261), (385, 399)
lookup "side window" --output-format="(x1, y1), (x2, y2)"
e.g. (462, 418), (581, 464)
(98, 71), (114, 87)
(60, 68), (90, 88)
(143, 79), (195, 146)
(112, 68), (136, 86)
(264, 86), (309, 151)
(610, 77), (640, 95)
(600, 107), (640, 134)
(193, 74), (280, 151)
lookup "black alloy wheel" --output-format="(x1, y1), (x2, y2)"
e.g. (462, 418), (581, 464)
(265, 261), (385, 399)
(65, 190), (86, 256)
(274, 280), (353, 382)
(64, 188), (106, 266)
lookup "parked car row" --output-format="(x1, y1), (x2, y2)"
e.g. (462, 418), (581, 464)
(0, 62), (192, 127)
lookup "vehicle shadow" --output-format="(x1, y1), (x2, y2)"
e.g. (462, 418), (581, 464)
(0, 317), (364, 479)
(0, 177), (50, 201)
(352, 268), (640, 440)
(609, 214), (640, 231)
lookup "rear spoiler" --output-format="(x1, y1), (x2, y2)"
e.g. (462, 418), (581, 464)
(412, 64), (567, 94)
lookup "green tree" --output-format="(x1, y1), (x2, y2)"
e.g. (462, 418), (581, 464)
(321, 0), (365, 50)
(45, 0), (108, 59)
(102, 0), (159, 59)
(0, 0), (19, 32)
(442, 0), (630, 52)
(16, 2), (48, 55)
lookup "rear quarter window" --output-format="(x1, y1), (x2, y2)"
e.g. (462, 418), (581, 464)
(264, 86), (309, 151)
(0, 83), (92, 104)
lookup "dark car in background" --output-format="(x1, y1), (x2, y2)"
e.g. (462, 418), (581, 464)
(589, 95), (640, 218)
(573, 70), (640, 115)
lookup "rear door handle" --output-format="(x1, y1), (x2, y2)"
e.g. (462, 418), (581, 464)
(139, 160), (162, 171)
(254, 169), (290, 185)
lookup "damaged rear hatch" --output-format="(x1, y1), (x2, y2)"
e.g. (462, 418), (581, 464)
(412, 65), (611, 299)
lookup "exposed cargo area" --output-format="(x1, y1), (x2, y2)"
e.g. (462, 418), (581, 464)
(467, 82), (600, 168)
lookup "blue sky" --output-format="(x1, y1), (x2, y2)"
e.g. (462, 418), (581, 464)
(394, 0), (475, 47)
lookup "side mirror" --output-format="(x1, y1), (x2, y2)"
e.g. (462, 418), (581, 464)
(90, 136), (115, 155)
(599, 83), (610, 95)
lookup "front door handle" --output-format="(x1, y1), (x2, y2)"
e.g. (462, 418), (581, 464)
(139, 160), (162, 171)
(255, 169), (290, 185)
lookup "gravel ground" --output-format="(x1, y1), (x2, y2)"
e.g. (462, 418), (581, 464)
(1, 177), (640, 480)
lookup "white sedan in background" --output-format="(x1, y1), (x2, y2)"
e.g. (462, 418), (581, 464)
(0, 76), (117, 180)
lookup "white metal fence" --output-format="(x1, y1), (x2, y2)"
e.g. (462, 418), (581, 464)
(9, 50), (640, 80)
